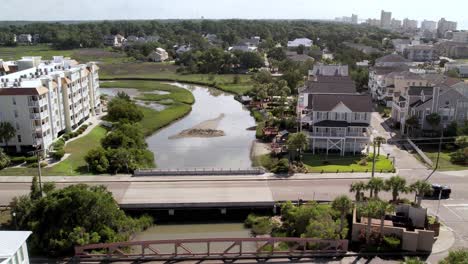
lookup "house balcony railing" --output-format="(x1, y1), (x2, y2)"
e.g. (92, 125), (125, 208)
(310, 131), (346, 137)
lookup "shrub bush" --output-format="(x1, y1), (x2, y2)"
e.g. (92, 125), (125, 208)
(272, 158), (289, 174)
(51, 149), (65, 160)
(52, 140), (65, 151)
(10, 156), (26, 164)
(383, 235), (401, 250)
(25, 156), (38, 164)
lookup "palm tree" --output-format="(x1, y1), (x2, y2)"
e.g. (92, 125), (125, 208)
(374, 136), (386, 156)
(332, 195), (353, 238)
(409, 180), (432, 207)
(367, 177), (385, 198)
(0, 122), (16, 148)
(374, 199), (394, 236)
(286, 132), (308, 161)
(350, 181), (366, 202)
(359, 199), (379, 242)
(384, 176), (408, 202)
(405, 116), (420, 136)
(425, 113), (441, 132)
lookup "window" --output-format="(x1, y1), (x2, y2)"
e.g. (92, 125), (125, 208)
(17, 135), (22, 143)
(15, 123), (19, 130)
(12, 97), (16, 105)
(14, 110), (18, 118)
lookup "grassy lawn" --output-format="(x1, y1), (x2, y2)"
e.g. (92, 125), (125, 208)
(424, 150), (467, 171)
(99, 62), (254, 95)
(138, 104), (192, 136)
(0, 126), (108, 176)
(302, 154), (395, 173)
(0, 45), (132, 64)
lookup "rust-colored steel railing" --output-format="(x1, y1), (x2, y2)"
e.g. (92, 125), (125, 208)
(74, 237), (348, 262)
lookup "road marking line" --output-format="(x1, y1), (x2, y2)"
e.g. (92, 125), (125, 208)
(444, 205), (464, 220)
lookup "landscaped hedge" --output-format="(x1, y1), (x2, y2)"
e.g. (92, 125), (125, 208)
(61, 124), (89, 142)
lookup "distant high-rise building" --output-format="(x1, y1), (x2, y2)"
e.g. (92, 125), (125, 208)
(421, 20), (437, 32)
(380, 10), (392, 28)
(351, 14), (358, 24)
(437, 18), (457, 38)
(391, 19), (402, 29)
(367, 19), (381, 27)
(402, 18), (418, 31)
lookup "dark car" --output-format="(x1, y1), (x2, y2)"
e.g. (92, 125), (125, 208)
(425, 184), (451, 199)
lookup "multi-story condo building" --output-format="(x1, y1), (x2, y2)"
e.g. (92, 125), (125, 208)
(437, 18), (457, 38)
(403, 45), (436, 62)
(421, 20), (437, 32)
(298, 65), (372, 155)
(402, 19), (418, 31)
(380, 10), (392, 29)
(452, 31), (468, 43)
(391, 81), (468, 134)
(0, 56), (101, 153)
(391, 19), (402, 30)
(351, 14), (358, 24)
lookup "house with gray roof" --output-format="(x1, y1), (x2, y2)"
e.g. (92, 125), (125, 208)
(309, 64), (349, 77)
(391, 81), (468, 134)
(375, 54), (410, 67)
(298, 65), (371, 155)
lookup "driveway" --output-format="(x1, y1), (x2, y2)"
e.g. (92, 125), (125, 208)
(371, 112), (427, 170)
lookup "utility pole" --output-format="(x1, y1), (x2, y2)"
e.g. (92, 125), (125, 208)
(29, 147), (43, 197)
(371, 139), (377, 178)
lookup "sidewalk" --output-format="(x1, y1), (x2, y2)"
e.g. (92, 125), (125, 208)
(0, 172), (398, 183)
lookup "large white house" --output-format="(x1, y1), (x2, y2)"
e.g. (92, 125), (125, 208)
(0, 231), (32, 264)
(298, 65), (372, 155)
(0, 56), (101, 154)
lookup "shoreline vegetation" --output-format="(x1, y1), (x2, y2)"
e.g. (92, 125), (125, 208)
(169, 113), (226, 139)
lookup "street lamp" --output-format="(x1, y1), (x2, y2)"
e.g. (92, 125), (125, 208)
(12, 211), (17, 230)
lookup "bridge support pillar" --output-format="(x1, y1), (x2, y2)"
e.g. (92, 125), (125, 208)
(168, 209), (175, 216)
(220, 208), (227, 215)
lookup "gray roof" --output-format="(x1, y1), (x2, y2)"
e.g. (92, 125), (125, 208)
(408, 86), (434, 96)
(302, 76), (356, 94)
(308, 94), (372, 112)
(375, 54), (410, 64)
(310, 65), (349, 76)
(286, 52), (314, 62)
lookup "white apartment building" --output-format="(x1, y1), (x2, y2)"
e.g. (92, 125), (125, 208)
(452, 31), (468, 43)
(0, 56), (101, 153)
(0, 231), (32, 264)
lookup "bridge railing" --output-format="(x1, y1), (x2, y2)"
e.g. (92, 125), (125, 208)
(133, 167), (265, 176)
(75, 237), (348, 261)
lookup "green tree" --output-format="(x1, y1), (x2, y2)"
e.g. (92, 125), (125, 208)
(332, 195), (352, 238)
(296, 44), (305, 55)
(350, 181), (367, 202)
(455, 136), (468, 148)
(107, 98), (144, 123)
(101, 123), (147, 149)
(30, 175), (41, 200)
(238, 51), (264, 69)
(374, 199), (394, 235)
(409, 180), (432, 207)
(10, 184), (152, 256)
(304, 214), (343, 239)
(286, 133), (308, 161)
(425, 113), (441, 131)
(359, 199), (379, 242)
(367, 177), (385, 198)
(384, 176), (408, 202)
(281, 69), (303, 91)
(405, 115), (420, 136)
(84, 147), (109, 173)
(0, 121), (16, 147)
(444, 121), (458, 137)
(0, 148), (10, 170)
(439, 249), (468, 264)
(251, 70), (273, 84)
(267, 47), (286, 61)
(446, 69), (460, 78)
(374, 136), (386, 156)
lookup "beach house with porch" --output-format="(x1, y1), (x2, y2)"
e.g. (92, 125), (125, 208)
(298, 65), (372, 155)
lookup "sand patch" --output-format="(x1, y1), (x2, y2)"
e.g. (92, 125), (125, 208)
(169, 114), (226, 139)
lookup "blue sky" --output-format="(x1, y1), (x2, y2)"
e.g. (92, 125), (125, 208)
(2, 0), (467, 29)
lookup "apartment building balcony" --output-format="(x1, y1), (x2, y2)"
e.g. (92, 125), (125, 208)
(29, 113), (41, 119)
(28, 101), (39, 107)
(33, 126), (42, 133)
(33, 138), (43, 146)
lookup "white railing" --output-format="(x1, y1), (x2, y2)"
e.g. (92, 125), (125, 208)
(311, 131), (346, 137)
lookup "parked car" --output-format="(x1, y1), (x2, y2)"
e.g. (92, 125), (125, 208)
(425, 184), (451, 199)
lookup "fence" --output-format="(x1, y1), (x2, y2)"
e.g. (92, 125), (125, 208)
(133, 167), (265, 176)
(406, 138), (433, 166)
